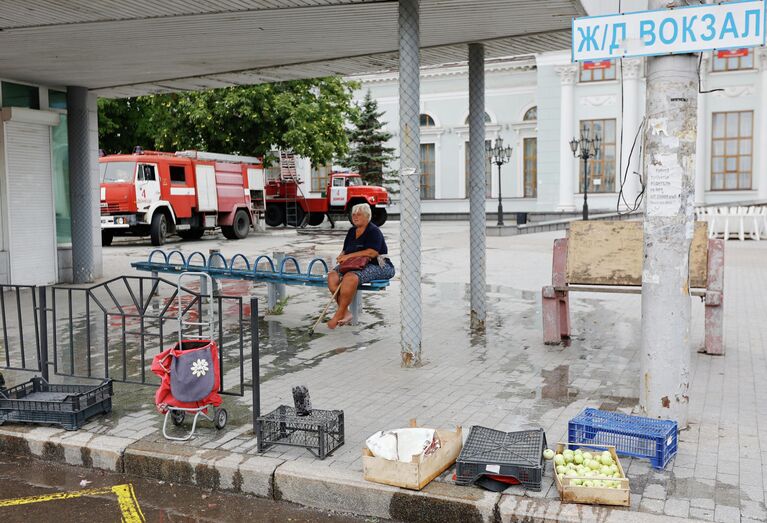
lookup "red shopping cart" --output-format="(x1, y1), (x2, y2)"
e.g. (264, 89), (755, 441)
(151, 272), (227, 441)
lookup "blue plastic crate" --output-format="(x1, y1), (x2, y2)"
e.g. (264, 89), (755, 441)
(568, 408), (677, 469)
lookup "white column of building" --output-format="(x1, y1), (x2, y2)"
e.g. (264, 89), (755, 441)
(758, 49), (767, 200)
(620, 58), (644, 208)
(556, 65), (577, 210)
(694, 54), (710, 206)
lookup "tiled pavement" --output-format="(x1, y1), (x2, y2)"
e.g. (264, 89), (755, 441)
(5, 222), (767, 521)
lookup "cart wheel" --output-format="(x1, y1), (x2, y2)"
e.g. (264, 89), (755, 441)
(214, 408), (228, 430)
(171, 410), (186, 426)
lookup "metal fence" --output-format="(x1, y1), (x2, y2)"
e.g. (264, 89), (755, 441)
(0, 277), (255, 401)
(0, 284), (41, 374)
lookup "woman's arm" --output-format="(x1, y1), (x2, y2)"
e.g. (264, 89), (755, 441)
(337, 248), (379, 263)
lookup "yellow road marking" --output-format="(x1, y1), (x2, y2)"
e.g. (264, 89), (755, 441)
(112, 484), (146, 523)
(0, 484), (145, 523)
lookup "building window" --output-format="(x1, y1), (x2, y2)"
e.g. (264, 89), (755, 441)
(1, 81), (40, 109)
(464, 140), (492, 198)
(711, 49), (754, 72)
(711, 111), (753, 191)
(311, 163), (332, 192)
(579, 60), (616, 82)
(419, 114), (436, 127)
(524, 138), (537, 198)
(420, 143), (435, 199)
(578, 119), (616, 193)
(523, 107), (537, 121)
(463, 113), (492, 125)
(49, 90), (67, 110)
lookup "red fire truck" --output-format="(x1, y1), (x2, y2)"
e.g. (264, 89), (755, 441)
(264, 157), (389, 228)
(100, 150), (263, 246)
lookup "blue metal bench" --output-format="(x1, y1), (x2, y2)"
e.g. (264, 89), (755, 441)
(131, 249), (390, 325)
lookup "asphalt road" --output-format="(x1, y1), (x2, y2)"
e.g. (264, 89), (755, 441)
(0, 456), (376, 523)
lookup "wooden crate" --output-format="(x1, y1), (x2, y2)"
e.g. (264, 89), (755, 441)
(553, 442), (630, 507)
(362, 425), (463, 491)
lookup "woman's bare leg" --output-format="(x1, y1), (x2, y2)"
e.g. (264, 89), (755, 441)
(327, 271), (341, 304)
(327, 273), (358, 329)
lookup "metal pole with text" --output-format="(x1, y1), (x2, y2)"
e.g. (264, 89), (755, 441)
(639, 0), (697, 428)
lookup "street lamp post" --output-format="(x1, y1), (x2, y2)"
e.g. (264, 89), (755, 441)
(569, 127), (601, 221)
(486, 137), (513, 226)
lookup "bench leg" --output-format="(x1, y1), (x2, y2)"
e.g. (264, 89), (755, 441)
(705, 293), (724, 356)
(704, 239), (725, 356)
(267, 282), (286, 313)
(543, 285), (570, 345)
(350, 291), (362, 326)
(558, 292), (571, 340)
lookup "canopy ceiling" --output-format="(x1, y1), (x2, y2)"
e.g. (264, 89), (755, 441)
(0, 0), (585, 97)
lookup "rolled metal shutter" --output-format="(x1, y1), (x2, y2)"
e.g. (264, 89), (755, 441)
(5, 121), (57, 285)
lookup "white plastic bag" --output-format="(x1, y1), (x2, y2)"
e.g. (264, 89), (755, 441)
(366, 428), (440, 462)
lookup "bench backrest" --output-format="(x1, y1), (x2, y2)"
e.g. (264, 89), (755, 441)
(566, 221), (709, 288)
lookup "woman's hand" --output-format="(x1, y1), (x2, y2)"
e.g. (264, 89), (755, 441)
(336, 253), (349, 264)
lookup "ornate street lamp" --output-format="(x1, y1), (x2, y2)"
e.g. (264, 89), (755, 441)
(569, 127), (601, 221)
(486, 137), (513, 226)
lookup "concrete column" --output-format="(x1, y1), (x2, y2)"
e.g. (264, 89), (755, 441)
(639, 1), (697, 428)
(694, 55), (709, 207)
(468, 43), (486, 329)
(67, 86), (102, 283)
(758, 49), (767, 200)
(620, 58), (644, 208)
(556, 65), (577, 211)
(398, 0), (422, 367)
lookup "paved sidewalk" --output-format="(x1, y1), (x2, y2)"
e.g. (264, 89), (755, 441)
(1, 222), (765, 522)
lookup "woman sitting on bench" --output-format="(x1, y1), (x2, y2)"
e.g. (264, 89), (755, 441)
(327, 203), (395, 329)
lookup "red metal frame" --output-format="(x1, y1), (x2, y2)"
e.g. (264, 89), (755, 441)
(542, 238), (725, 355)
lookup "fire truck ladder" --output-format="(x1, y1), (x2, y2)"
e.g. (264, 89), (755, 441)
(280, 151), (309, 228)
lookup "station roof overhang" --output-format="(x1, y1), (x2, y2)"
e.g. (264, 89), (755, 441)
(0, 0), (585, 98)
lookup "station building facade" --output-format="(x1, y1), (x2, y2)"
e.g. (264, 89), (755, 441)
(333, 48), (767, 217)
(0, 81), (92, 286)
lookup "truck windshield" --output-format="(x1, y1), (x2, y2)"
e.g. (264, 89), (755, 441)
(100, 162), (136, 183)
(346, 177), (363, 187)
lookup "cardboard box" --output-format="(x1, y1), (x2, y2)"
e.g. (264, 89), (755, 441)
(362, 425), (462, 491)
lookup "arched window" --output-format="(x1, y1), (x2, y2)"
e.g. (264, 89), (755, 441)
(419, 113), (436, 127)
(523, 106), (537, 121)
(464, 112), (492, 125)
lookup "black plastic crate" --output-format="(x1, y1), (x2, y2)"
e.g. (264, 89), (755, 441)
(256, 405), (344, 460)
(0, 377), (113, 431)
(455, 426), (547, 491)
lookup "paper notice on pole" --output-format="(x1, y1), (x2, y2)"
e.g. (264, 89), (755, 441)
(646, 154), (683, 217)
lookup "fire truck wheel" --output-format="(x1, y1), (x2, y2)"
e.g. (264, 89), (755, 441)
(265, 204), (285, 227)
(372, 207), (388, 226)
(226, 209), (250, 239)
(307, 212), (325, 226)
(150, 212), (168, 246)
(101, 230), (114, 247)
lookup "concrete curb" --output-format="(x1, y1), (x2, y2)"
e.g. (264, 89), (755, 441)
(0, 426), (131, 472)
(0, 425), (708, 523)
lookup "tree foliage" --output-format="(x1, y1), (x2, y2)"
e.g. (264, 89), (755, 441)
(342, 91), (397, 189)
(98, 77), (359, 167)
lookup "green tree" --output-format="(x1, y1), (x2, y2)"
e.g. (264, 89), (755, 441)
(98, 77), (359, 167)
(343, 91), (397, 189)
(98, 97), (155, 154)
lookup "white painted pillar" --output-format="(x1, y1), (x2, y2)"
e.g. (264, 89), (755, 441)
(758, 49), (767, 200)
(695, 54), (710, 206)
(620, 58), (644, 208)
(556, 65), (577, 211)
